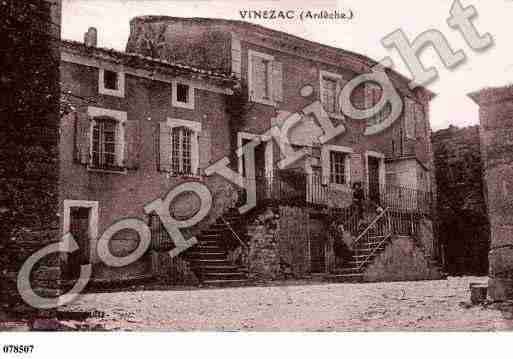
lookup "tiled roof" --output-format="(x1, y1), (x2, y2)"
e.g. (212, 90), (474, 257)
(61, 39), (237, 84)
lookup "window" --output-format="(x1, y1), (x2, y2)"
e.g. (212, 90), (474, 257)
(85, 107), (127, 172)
(248, 50), (282, 105)
(171, 126), (193, 175)
(330, 151), (346, 184)
(172, 81), (194, 109)
(159, 118), (202, 176)
(321, 145), (352, 185)
(365, 82), (391, 126)
(98, 68), (125, 97)
(103, 70), (118, 90)
(319, 70), (344, 118)
(176, 84), (189, 103)
(91, 118), (119, 170)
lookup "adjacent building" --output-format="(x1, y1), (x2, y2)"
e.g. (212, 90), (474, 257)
(432, 125), (489, 275)
(469, 86), (513, 300)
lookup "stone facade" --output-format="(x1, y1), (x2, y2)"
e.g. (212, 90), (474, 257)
(469, 86), (513, 300)
(432, 125), (490, 275)
(1, 0), (62, 316)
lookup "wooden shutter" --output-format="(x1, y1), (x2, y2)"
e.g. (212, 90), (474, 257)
(158, 121), (172, 172)
(404, 98), (416, 139)
(251, 55), (266, 102)
(272, 60), (283, 102)
(365, 83), (381, 126)
(198, 129), (211, 176)
(123, 120), (141, 170)
(415, 103), (425, 139)
(74, 111), (91, 165)
(338, 79), (349, 117)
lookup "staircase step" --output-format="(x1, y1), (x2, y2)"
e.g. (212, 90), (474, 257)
(196, 245), (223, 250)
(195, 264), (240, 271)
(189, 259), (233, 266)
(187, 252), (227, 260)
(201, 279), (251, 287)
(201, 272), (247, 280)
(325, 273), (363, 283)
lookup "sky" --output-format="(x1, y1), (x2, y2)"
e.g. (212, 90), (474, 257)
(61, 0), (513, 131)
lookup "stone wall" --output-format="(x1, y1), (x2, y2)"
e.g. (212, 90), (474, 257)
(364, 235), (443, 282)
(0, 0), (61, 316)
(469, 86), (513, 300)
(432, 125), (490, 275)
(277, 206), (311, 277)
(246, 209), (281, 281)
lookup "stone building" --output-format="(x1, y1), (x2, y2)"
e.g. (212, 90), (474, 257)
(57, 17), (443, 287)
(0, 0), (62, 315)
(432, 125), (490, 275)
(469, 86), (513, 300)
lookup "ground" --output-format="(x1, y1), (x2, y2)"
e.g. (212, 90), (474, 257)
(53, 276), (513, 331)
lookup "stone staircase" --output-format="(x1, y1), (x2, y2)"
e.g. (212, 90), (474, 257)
(327, 233), (392, 283)
(186, 208), (251, 287)
(326, 209), (393, 283)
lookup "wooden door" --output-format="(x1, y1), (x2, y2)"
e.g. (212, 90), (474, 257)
(65, 207), (90, 279)
(368, 157), (381, 204)
(310, 232), (326, 273)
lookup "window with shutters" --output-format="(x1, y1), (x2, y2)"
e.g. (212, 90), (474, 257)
(171, 126), (193, 175)
(99, 68), (125, 98)
(319, 70), (345, 119)
(172, 81), (195, 109)
(248, 50), (282, 106)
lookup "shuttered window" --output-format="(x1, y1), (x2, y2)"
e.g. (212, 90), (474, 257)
(322, 77), (337, 113)
(249, 50), (282, 105)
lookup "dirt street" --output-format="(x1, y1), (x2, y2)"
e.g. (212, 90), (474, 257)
(60, 276), (513, 331)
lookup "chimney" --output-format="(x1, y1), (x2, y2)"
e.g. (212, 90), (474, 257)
(84, 27), (97, 47)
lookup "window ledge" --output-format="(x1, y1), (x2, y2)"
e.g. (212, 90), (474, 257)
(87, 166), (127, 175)
(329, 183), (353, 192)
(327, 112), (346, 121)
(166, 173), (203, 181)
(250, 97), (276, 107)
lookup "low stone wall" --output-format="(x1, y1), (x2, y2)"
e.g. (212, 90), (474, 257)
(277, 206), (310, 277)
(363, 235), (443, 282)
(1, 227), (61, 316)
(152, 252), (198, 286)
(247, 209), (281, 281)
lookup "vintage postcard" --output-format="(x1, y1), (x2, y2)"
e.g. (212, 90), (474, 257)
(1, 0), (512, 356)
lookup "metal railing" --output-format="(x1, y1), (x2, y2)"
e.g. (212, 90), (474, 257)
(241, 172), (432, 215)
(220, 215), (248, 249)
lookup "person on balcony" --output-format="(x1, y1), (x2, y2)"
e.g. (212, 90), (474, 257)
(352, 182), (364, 220)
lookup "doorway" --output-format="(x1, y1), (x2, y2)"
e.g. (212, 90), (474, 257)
(62, 200), (98, 280)
(65, 207), (91, 279)
(367, 154), (384, 205)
